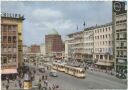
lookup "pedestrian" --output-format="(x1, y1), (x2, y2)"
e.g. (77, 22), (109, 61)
(38, 80), (42, 90)
(42, 75), (44, 80)
(19, 82), (22, 88)
(46, 75), (47, 80)
(7, 77), (9, 83)
(6, 84), (9, 90)
(49, 86), (51, 90)
(3, 82), (4, 87)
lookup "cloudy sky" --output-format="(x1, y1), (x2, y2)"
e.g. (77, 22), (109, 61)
(1, 1), (112, 46)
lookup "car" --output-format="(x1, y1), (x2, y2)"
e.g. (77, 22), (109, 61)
(49, 70), (58, 77)
(39, 68), (45, 73)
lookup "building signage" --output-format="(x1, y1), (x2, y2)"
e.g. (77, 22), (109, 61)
(113, 1), (126, 14)
(118, 59), (125, 63)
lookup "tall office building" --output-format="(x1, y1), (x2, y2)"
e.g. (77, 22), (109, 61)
(1, 12), (25, 78)
(112, 1), (127, 76)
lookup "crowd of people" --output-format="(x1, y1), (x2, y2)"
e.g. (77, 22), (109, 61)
(36, 68), (60, 90)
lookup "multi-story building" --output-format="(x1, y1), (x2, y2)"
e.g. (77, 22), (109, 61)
(67, 31), (84, 62)
(94, 23), (114, 69)
(30, 44), (40, 54)
(83, 27), (94, 62)
(1, 12), (24, 78)
(112, 1), (127, 76)
(23, 45), (30, 54)
(45, 29), (64, 60)
(40, 43), (46, 56)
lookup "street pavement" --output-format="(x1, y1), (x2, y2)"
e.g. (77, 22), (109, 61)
(47, 70), (127, 90)
(2, 63), (127, 90)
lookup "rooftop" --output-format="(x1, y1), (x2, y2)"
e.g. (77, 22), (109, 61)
(1, 12), (25, 20)
(47, 28), (59, 35)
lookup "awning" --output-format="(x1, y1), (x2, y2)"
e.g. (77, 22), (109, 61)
(1, 69), (17, 74)
(95, 62), (112, 66)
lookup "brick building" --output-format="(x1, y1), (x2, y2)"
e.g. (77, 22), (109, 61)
(45, 29), (64, 60)
(30, 44), (40, 53)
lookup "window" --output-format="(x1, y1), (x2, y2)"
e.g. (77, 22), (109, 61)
(3, 25), (8, 32)
(104, 55), (107, 59)
(100, 55), (103, 59)
(109, 41), (111, 45)
(103, 28), (104, 32)
(103, 35), (104, 39)
(109, 34), (111, 38)
(8, 36), (12, 43)
(109, 27), (111, 30)
(124, 42), (127, 47)
(106, 35), (107, 38)
(116, 33), (119, 39)
(13, 36), (16, 43)
(106, 28), (107, 32)
(103, 41), (104, 45)
(97, 36), (99, 39)
(8, 25), (11, 31)
(2, 56), (8, 64)
(100, 29), (102, 32)
(3, 36), (7, 43)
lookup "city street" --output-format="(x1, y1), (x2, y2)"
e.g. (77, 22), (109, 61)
(2, 63), (127, 90)
(47, 70), (127, 90)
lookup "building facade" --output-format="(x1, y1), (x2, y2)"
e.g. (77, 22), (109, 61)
(40, 43), (46, 56)
(1, 12), (24, 77)
(45, 29), (64, 60)
(94, 23), (114, 69)
(67, 31), (84, 62)
(23, 45), (30, 54)
(30, 44), (40, 54)
(83, 27), (94, 62)
(112, 1), (127, 76)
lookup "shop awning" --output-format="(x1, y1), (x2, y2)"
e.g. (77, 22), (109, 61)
(95, 62), (112, 66)
(1, 69), (17, 74)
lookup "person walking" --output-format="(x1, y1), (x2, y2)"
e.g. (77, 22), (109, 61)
(38, 79), (42, 90)
(7, 77), (9, 83)
(19, 81), (22, 88)
(6, 84), (9, 90)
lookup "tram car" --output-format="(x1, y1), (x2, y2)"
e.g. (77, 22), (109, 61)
(52, 63), (86, 78)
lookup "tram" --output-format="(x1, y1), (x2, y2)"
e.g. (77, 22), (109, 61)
(52, 63), (86, 78)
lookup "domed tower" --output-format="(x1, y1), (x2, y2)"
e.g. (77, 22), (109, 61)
(45, 29), (64, 59)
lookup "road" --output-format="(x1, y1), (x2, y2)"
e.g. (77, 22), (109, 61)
(47, 70), (127, 90)
(2, 63), (127, 90)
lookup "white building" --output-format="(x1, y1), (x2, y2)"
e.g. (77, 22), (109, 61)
(83, 27), (94, 62)
(23, 45), (30, 54)
(67, 31), (84, 62)
(94, 23), (114, 69)
(40, 43), (46, 56)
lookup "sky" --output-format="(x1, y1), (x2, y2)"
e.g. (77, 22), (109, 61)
(1, 1), (112, 46)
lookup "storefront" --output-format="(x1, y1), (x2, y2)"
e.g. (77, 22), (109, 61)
(1, 69), (18, 80)
(95, 61), (114, 70)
